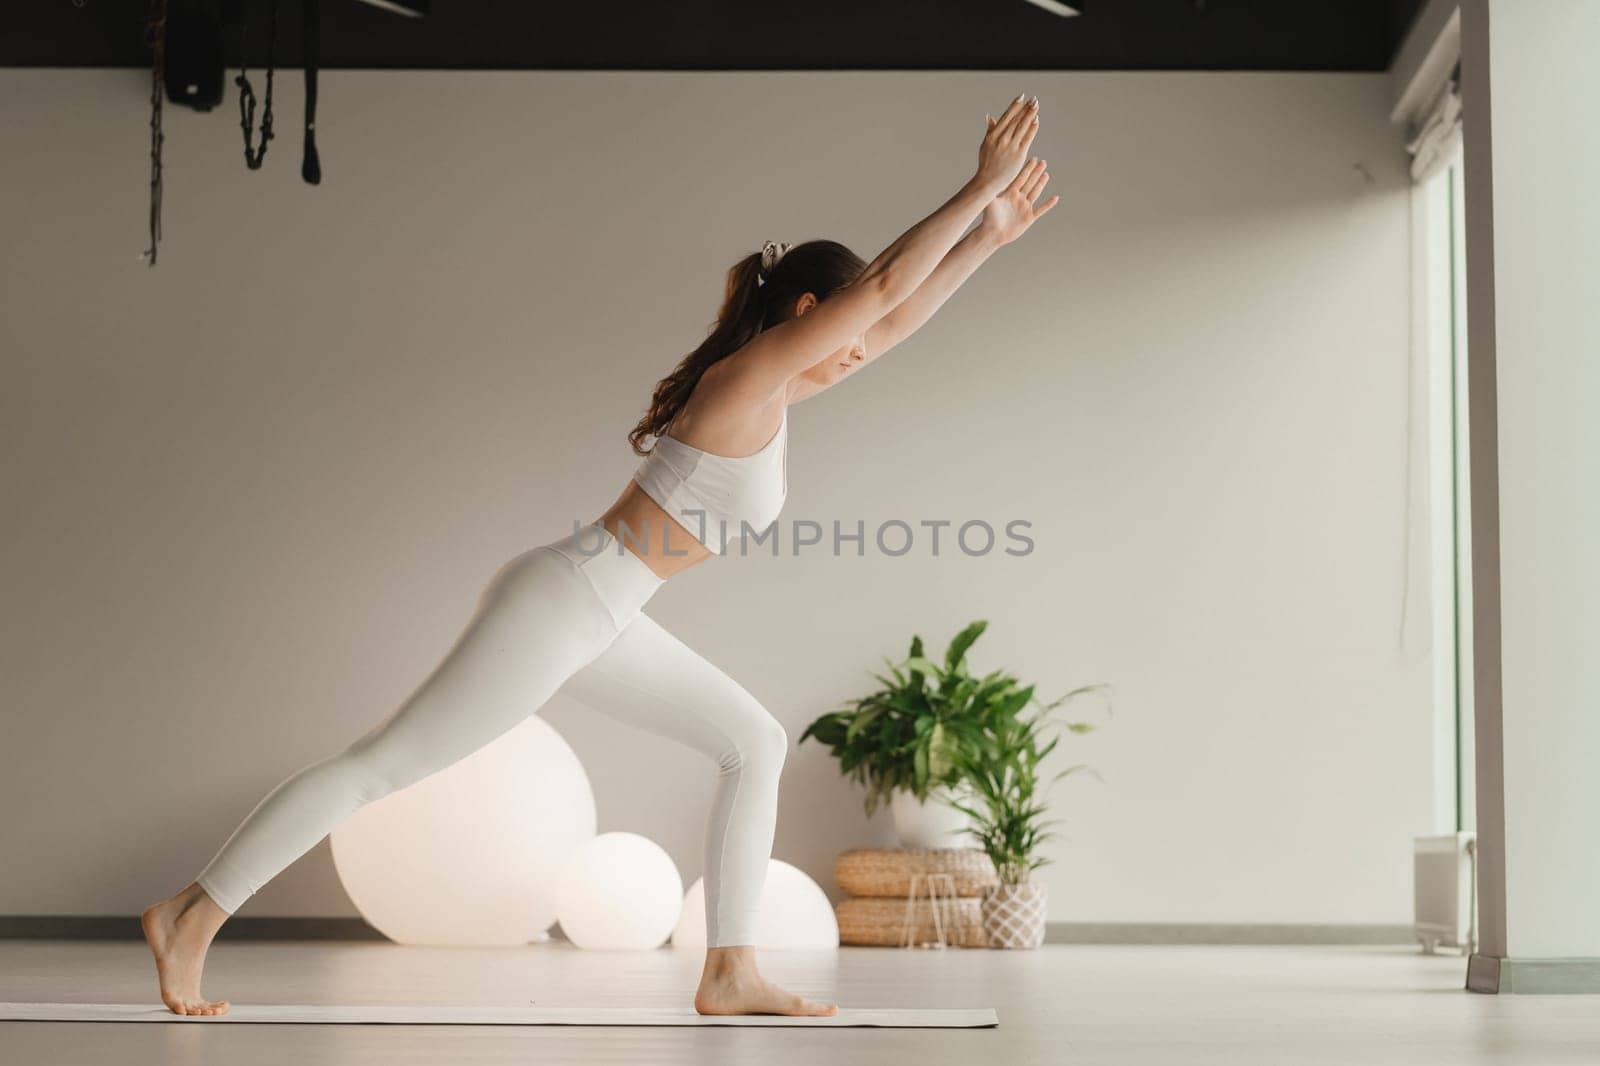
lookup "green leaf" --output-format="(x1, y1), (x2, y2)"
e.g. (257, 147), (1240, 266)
(928, 721), (953, 779)
(1043, 682), (1115, 716)
(844, 708), (881, 743)
(944, 620), (988, 671)
(1003, 684), (1037, 714)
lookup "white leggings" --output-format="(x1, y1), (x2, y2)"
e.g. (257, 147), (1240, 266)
(195, 526), (786, 947)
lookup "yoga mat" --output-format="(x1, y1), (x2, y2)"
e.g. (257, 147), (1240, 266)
(0, 1002), (998, 1028)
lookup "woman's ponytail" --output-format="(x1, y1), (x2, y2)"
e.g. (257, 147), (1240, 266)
(628, 240), (866, 455)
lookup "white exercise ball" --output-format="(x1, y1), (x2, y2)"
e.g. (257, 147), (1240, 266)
(330, 716), (595, 947)
(554, 832), (683, 950)
(671, 859), (839, 949)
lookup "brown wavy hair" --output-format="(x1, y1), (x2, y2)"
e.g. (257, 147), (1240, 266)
(628, 239), (867, 455)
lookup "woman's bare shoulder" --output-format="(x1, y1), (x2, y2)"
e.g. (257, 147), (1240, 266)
(666, 365), (786, 454)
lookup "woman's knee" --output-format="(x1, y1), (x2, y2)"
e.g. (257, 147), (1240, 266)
(730, 709), (789, 774)
(338, 737), (428, 806)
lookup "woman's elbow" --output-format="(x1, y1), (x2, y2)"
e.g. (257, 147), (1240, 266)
(864, 265), (912, 310)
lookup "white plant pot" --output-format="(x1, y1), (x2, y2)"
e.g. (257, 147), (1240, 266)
(982, 881), (1048, 949)
(889, 787), (975, 850)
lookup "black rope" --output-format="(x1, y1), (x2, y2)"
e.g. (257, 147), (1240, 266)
(301, 0), (321, 184)
(142, 0), (167, 266)
(236, 0), (278, 170)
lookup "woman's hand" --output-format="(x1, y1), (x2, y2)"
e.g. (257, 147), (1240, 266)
(974, 94), (1040, 195)
(977, 156), (1060, 246)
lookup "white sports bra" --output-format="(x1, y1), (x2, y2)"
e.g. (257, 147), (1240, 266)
(632, 407), (789, 555)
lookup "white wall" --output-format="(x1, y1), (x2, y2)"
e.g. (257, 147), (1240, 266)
(1461, 0), (1600, 960)
(0, 69), (1428, 924)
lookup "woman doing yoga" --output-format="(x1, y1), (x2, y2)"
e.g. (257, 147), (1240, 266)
(142, 94), (1057, 1017)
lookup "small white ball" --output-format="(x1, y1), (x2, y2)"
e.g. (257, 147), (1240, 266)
(671, 859), (839, 949)
(555, 832), (683, 950)
(331, 716), (595, 947)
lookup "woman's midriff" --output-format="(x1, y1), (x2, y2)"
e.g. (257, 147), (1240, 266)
(595, 479), (714, 580)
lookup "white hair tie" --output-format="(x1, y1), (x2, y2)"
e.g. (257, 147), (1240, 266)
(758, 240), (792, 284)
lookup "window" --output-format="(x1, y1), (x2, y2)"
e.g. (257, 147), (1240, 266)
(1419, 148), (1473, 833)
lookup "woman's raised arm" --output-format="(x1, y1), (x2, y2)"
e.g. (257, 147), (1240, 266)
(721, 94), (1042, 397)
(863, 156), (1061, 361)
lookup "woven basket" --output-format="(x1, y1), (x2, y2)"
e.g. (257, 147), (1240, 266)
(835, 896), (986, 948)
(981, 882), (1048, 949)
(834, 848), (998, 899)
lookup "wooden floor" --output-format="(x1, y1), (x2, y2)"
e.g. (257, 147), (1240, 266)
(2, 939), (1597, 1065)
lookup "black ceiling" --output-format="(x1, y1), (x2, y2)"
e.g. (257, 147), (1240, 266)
(7, 0), (1425, 72)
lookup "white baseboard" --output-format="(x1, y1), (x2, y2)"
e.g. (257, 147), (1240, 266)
(1046, 922), (1416, 946)
(0, 916), (1416, 948)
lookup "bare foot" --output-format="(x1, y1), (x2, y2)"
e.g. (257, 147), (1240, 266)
(141, 884), (230, 1016)
(693, 946), (837, 1017)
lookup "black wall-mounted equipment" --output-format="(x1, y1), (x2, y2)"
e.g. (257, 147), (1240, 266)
(163, 0), (227, 112)
(142, 0), (431, 266)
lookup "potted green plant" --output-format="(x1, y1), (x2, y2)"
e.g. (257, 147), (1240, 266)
(952, 682), (1106, 949)
(800, 620), (1047, 849)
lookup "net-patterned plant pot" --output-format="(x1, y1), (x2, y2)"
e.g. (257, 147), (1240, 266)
(835, 896), (987, 948)
(833, 848), (998, 899)
(981, 882), (1048, 949)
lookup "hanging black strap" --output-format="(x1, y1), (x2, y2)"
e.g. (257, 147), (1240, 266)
(143, 0), (168, 266)
(301, 0), (322, 185)
(235, 0), (277, 169)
